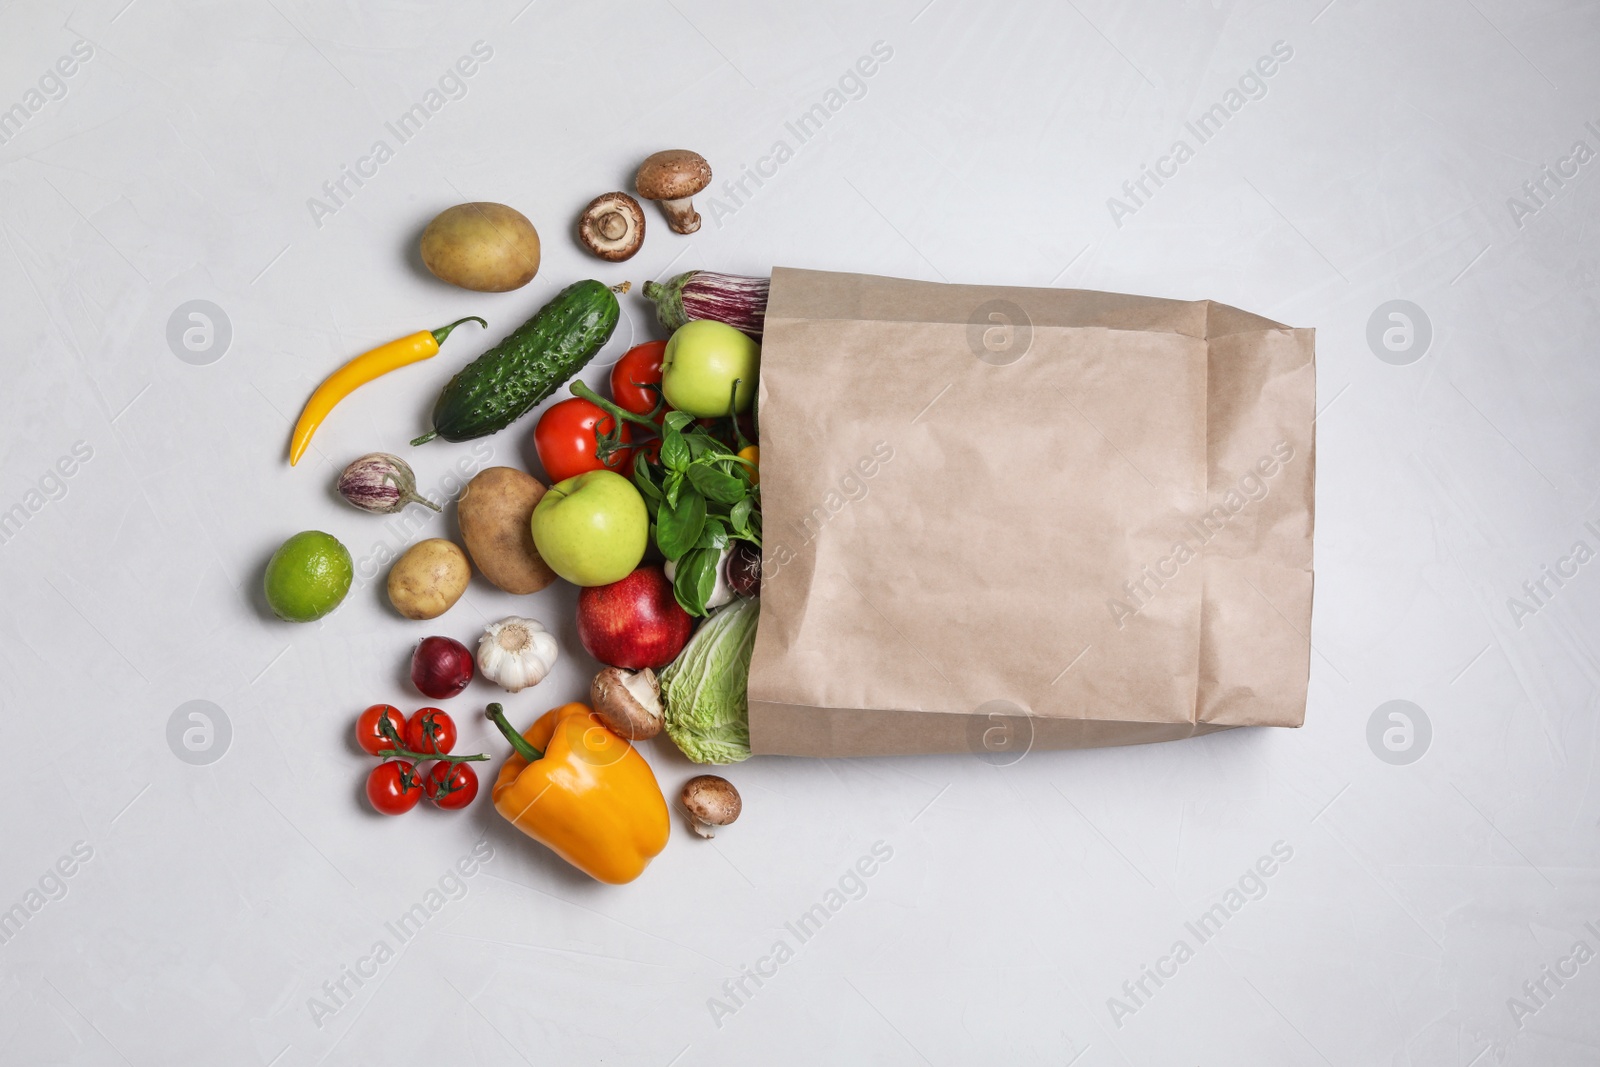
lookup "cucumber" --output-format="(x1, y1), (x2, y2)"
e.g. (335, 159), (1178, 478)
(411, 280), (629, 445)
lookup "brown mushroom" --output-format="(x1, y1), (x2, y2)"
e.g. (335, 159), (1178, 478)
(680, 775), (740, 838)
(591, 666), (663, 740)
(577, 192), (646, 261)
(635, 150), (712, 235)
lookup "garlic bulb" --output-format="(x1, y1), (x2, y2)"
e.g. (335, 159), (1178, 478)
(477, 617), (558, 693)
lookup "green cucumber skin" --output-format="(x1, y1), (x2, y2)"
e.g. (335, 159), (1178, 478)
(425, 280), (620, 443)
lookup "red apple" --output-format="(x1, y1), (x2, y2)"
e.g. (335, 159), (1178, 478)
(577, 565), (694, 669)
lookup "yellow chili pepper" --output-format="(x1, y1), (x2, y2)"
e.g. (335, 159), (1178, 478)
(737, 444), (759, 486)
(486, 702), (670, 885)
(287, 316), (485, 466)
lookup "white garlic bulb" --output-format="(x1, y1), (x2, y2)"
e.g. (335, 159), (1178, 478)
(477, 617), (559, 693)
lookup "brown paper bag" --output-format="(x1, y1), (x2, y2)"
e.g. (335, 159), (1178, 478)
(747, 268), (1315, 758)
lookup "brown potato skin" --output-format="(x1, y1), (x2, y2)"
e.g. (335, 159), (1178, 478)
(420, 203), (541, 293)
(387, 539), (471, 620)
(458, 467), (556, 594)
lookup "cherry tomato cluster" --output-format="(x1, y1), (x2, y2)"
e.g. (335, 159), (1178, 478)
(357, 704), (486, 815)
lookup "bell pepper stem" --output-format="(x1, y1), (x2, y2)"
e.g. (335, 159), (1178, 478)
(486, 703), (544, 762)
(430, 316), (487, 346)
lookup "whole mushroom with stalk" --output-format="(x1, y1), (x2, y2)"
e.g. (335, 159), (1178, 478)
(635, 150), (712, 235)
(591, 666), (663, 740)
(680, 775), (741, 838)
(577, 192), (645, 261)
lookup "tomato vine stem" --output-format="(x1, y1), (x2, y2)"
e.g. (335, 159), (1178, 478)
(375, 716), (487, 764)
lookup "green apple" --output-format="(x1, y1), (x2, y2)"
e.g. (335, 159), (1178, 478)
(661, 320), (760, 417)
(530, 470), (648, 586)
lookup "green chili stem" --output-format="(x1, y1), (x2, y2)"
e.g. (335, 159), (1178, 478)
(485, 703), (544, 762)
(430, 316), (488, 345)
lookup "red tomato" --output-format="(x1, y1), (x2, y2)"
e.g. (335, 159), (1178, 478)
(366, 761), (424, 815)
(425, 761), (480, 810)
(612, 341), (669, 463)
(356, 704), (405, 757)
(404, 708), (456, 756)
(534, 398), (633, 484)
(610, 341), (667, 416)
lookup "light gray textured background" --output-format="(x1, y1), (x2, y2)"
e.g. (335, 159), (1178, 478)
(2, 0), (1597, 1064)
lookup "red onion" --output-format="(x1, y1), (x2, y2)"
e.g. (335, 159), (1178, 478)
(411, 636), (474, 698)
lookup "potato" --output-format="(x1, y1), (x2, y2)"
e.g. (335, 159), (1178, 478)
(458, 467), (557, 594)
(420, 202), (540, 293)
(387, 539), (471, 620)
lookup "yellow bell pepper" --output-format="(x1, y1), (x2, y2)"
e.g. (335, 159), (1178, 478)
(485, 702), (670, 885)
(287, 316), (485, 466)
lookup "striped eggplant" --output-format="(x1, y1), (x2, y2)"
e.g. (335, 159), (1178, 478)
(641, 271), (768, 340)
(337, 453), (440, 513)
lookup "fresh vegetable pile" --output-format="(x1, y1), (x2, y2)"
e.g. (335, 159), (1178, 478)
(264, 150), (763, 885)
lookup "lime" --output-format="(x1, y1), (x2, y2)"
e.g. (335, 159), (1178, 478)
(264, 531), (353, 622)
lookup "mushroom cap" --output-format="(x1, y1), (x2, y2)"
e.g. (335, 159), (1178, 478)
(635, 150), (712, 201)
(577, 192), (646, 262)
(591, 666), (663, 740)
(681, 774), (741, 835)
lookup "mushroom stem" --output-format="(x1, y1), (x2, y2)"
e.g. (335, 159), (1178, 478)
(657, 196), (701, 234)
(597, 211), (628, 241)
